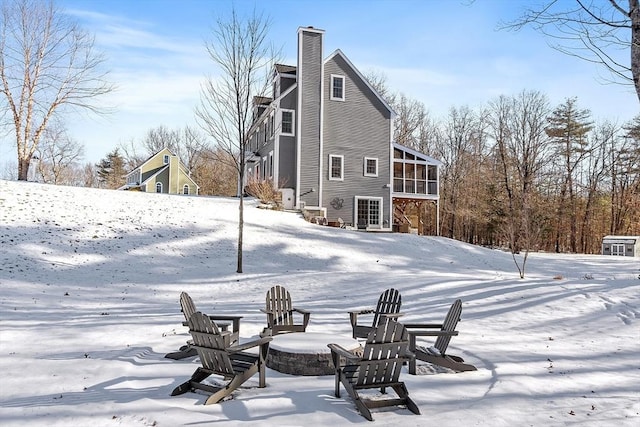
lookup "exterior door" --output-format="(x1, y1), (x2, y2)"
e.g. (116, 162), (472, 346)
(356, 197), (381, 229)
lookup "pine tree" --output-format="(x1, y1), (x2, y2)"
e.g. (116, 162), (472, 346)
(96, 149), (126, 189)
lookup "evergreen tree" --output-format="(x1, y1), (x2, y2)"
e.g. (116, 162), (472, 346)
(545, 97), (593, 252)
(96, 149), (126, 189)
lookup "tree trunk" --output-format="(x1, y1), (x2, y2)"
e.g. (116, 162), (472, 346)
(18, 157), (30, 181)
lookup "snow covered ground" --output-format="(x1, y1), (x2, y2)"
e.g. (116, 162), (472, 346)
(0, 179), (638, 426)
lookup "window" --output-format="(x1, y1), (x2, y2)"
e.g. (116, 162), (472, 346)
(163, 154), (169, 164)
(269, 151), (273, 178)
(331, 75), (345, 101)
(183, 184), (189, 195)
(263, 120), (268, 142)
(156, 182), (163, 193)
(364, 157), (378, 177)
(281, 109), (294, 135)
(329, 154), (344, 180)
(270, 112), (275, 137)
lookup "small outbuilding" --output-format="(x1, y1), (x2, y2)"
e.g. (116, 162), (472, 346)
(601, 236), (640, 257)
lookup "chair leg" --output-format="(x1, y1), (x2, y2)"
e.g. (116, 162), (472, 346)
(204, 374), (247, 405)
(392, 384), (420, 415)
(341, 380), (372, 421)
(171, 367), (210, 396)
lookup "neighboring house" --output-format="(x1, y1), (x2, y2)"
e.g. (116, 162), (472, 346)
(120, 148), (199, 195)
(601, 235), (639, 257)
(245, 26), (440, 232)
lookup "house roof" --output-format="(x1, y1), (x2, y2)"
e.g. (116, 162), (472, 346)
(393, 142), (442, 166)
(275, 64), (297, 75)
(253, 96), (273, 106)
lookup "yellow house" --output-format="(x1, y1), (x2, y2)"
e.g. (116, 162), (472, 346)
(120, 148), (199, 195)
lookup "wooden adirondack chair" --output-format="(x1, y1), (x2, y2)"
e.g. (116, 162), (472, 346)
(328, 318), (420, 421)
(171, 312), (272, 405)
(349, 288), (402, 339)
(165, 292), (242, 360)
(404, 299), (477, 373)
(260, 285), (310, 336)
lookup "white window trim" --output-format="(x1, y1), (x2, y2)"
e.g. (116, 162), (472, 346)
(156, 182), (163, 193)
(354, 196), (383, 230)
(281, 109), (295, 136)
(183, 184), (189, 195)
(330, 74), (345, 101)
(163, 154), (169, 164)
(364, 157), (378, 177)
(329, 154), (344, 181)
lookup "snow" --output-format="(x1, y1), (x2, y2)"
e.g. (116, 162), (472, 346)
(0, 179), (639, 426)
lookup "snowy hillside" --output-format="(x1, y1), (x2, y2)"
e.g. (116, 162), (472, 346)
(0, 179), (638, 426)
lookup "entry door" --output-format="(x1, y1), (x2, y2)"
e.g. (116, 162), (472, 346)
(611, 244), (625, 256)
(356, 197), (381, 229)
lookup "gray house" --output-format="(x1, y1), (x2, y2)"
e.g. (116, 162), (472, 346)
(601, 236), (639, 257)
(246, 26), (440, 232)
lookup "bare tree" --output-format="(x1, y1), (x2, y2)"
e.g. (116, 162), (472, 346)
(0, 0), (114, 181)
(196, 8), (277, 273)
(489, 91), (552, 278)
(35, 120), (84, 184)
(503, 0), (640, 102)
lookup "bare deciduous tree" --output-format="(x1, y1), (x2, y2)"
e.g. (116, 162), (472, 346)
(196, 8), (278, 273)
(0, 0), (113, 181)
(489, 91), (551, 278)
(503, 0), (640, 102)
(35, 121), (84, 184)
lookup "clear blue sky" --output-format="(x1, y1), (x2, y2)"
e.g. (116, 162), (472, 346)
(3, 0), (638, 164)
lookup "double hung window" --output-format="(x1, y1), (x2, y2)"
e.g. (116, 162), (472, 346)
(331, 75), (345, 101)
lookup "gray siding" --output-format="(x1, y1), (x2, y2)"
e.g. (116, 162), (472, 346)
(322, 54), (392, 224)
(298, 29), (323, 207)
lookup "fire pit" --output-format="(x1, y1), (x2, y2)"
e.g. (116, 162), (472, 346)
(266, 332), (362, 376)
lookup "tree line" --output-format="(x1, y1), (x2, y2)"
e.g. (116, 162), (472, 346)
(374, 76), (639, 257)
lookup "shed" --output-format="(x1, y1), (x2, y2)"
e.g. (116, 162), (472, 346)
(601, 236), (640, 257)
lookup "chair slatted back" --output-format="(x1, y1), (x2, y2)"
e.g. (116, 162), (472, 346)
(356, 319), (408, 386)
(434, 299), (462, 354)
(188, 312), (234, 376)
(371, 288), (401, 328)
(180, 292), (198, 323)
(265, 285), (294, 327)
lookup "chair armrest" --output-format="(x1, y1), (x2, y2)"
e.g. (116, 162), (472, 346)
(349, 309), (374, 316)
(208, 315), (242, 333)
(292, 307), (310, 315)
(327, 343), (361, 362)
(228, 336), (272, 352)
(381, 312), (404, 319)
(403, 323), (443, 329)
(348, 309), (373, 328)
(408, 330), (459, 338)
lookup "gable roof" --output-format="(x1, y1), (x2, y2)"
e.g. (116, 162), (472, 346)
(128, 147), (175, 175)
(324, 49), (396, 117)
(275, 64), (297, 75)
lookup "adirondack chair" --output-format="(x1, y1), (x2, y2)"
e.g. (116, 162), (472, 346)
(260, 285), (310, 336)
(404, 299), (477, 373)
(328, 318), (420, 421)
(165, 292), (242, 360)
(349, 288), (402, 339)
(171, 311), (272, 404)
